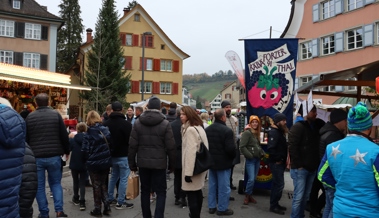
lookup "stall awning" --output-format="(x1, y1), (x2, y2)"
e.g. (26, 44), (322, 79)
(0, 63), (91, 90)
(295, 60), (379, 100)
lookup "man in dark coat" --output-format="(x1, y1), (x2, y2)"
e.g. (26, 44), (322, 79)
(128, 96), (176, 218)
(206, 109), (236, 216)
(166, 102), (177, 122)
(267, 113), (288, 215)
(0, 98), (26, 218)
(170, 107), (187, 207)
(103, 101), (134, 209)
(25, 93), (69, 218)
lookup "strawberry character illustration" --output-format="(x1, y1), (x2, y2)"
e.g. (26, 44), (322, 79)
(248, 65), (289, 109)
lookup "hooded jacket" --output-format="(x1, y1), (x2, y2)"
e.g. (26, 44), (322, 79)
(0, 105), (25, 218)
(128, 109), (176, 171)
(69, 132), (86, 171)
(103, 112), (132, 157)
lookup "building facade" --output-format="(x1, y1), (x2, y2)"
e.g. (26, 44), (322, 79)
(220, 80), (239, 108)
(210, 93), (222, 111)
(0, 0), (63, 72)
(282, 0), (379, 104)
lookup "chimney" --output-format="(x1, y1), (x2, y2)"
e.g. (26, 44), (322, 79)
(86, 28), (93, 43)
(123, 7), (131, 16)
(41, 6), (47, 10)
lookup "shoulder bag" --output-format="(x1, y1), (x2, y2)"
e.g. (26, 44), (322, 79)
(193, 127), (214, 175)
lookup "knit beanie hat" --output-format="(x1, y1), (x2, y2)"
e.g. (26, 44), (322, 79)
(221, 100), (231, 108)
(330, 109), (347, 124)
(347, 102), (372, 132)
(249, 115), (260, 124)
(147, 97), (161, 110)
(273, 113), (287, 124)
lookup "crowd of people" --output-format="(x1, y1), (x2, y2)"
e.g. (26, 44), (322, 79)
(2, 93), (379, 218)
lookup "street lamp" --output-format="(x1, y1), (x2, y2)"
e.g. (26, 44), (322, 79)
(141, 31), (152, 101)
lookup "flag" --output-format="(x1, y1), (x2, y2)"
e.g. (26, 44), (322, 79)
(245, 38), (298, 127)
(225, 50), (245, 88)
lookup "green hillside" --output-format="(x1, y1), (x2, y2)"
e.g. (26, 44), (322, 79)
(184, 80), (233, 102)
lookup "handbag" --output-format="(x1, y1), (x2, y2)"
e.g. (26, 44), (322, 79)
(193, 127), (214, 175)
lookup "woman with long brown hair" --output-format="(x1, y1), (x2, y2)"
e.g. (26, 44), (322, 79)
(180, 106), (209, 218)
(239, 115), (264, 205)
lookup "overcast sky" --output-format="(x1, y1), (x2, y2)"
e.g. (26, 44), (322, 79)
(37, 0), (292, 75)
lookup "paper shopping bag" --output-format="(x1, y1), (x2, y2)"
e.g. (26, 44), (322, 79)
(126, 171), (139, 200)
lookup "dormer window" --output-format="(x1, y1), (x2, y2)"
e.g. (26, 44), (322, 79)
(13, 0), (21, 9)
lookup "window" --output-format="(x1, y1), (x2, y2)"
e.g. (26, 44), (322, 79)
(23, 53), (40, 69)
(225, 94), (231, 99)
(0, 19), (14, 37)
(145, 35), (153, 48)
(300, 76), (312, 86)
(322, 35), (335, 55)
(161, 44), (165, 50)
(347, 0), (363, 11)
(160, 82), (172, 94)
(140, 81), (152, 93)
(146, 58), (153, 70)
(134, 14), (140, 22)
(322, 0), (335, 19)
(324, 85), (335, 92)
(300, 41), (312, 59)
(0, 50), (13, 64)
(347, 27), (363, 50)
(25, 23), (41, 40)
(160, 60), (172, 71)
(347, 78), (357, 91)
(13, 0), (20, 9)
(125, 34), (132, 46)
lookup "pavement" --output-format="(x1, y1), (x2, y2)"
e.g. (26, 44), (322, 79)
(32, 159), (298, 218)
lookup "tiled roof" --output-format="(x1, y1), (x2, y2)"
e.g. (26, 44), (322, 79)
(0, 0), (62, 22)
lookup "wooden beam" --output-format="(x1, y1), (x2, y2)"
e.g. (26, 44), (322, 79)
(297, 90), (379, 100)
(318, 80), (375, 86)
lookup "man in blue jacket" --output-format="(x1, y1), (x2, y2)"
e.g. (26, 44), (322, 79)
(318, 102), (379, 218)
(0, 97), (26, 218)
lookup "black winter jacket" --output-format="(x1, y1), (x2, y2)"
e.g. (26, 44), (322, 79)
(26, 106), (70, 158)
(267, 125), (288, 163)
(69, 133), (86, 171)
(319, 122), (345, 159)
(103, 112), (132, 157)
(82, 124), (112, 172)
(128, 109), (176, 171)
(170, 116), (182, 169)
(19, 143), (37, 218)
(205, 119), (236, 170)
(166, 108), (176, 122)
(288, 120), (321, 171)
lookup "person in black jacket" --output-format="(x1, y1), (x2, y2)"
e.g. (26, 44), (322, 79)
(205, 109), (236, 216)
(69, 122), (88, 211)
(19, 143), (38, 218)
(170, 107), (187, 207)
(267, 113), (288, 215)
(317, 109), (347, 218)
(103, 101), (134, 209)
(166, 102), (177, 122)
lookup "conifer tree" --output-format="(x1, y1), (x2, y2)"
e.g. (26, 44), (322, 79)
(80, 0), (131, 113)
(57, 0), (83, 73)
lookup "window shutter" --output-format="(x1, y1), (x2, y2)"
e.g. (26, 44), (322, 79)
(14, 52), (23, 66)
(40, 54), (48, 70)
(132, 34), (139, 46)
(172, 83), (179, 95)
(152, 82), (160, 94)
(120, 33), (126, 45)
(15, 22), (24, 38)
(363, 24), (374, 47)
(125, 56), (132, 70)
(335, 0), (343, 15)
(312, 4), (319, 22)
(153, 59), (160, 71)
(132, 81), (139, 93)
(365, 0), (375, 5)
(173, 60), (179, 72)
(41, 26), (48, 40)
(311, 39), (319, 57)
(334, 32), (344, 53)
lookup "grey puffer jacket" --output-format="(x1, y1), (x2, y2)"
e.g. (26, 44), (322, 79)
(128, 109), (176, 171)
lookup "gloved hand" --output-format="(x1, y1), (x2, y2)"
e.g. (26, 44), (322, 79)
(185, 176), (192, 183)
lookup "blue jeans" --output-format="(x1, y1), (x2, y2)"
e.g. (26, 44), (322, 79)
(290, 168), (316, 218)
(36, 156), (64, 216)
(269, 162), (286, 209)
(108, 157), (130, 204)
(323, 185), (335, 218)
(139, 168), (167, 218)
(245, 158), (260, 195)
(208, 168), (231, 211)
